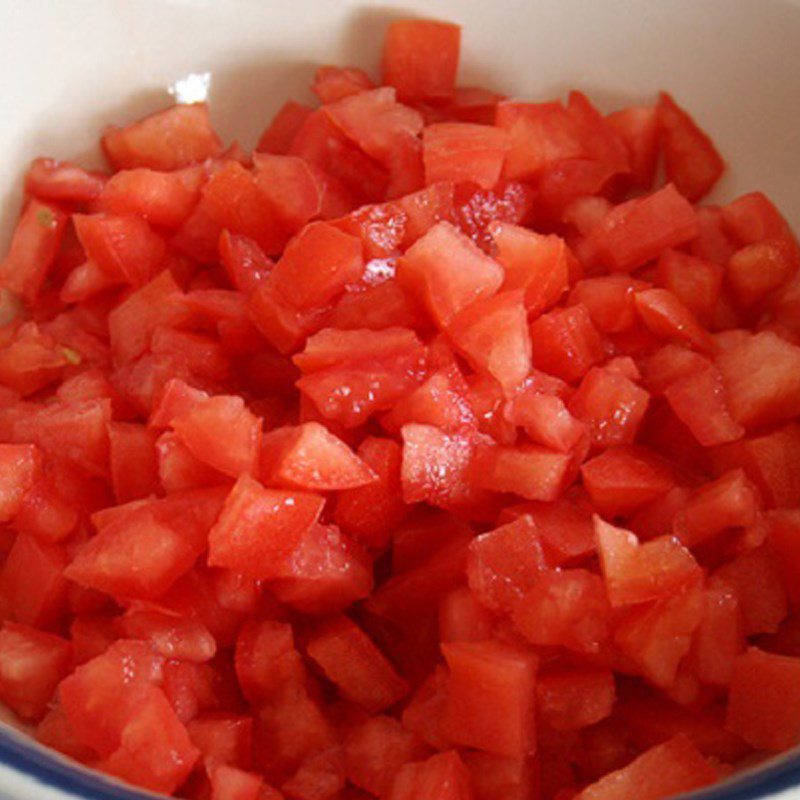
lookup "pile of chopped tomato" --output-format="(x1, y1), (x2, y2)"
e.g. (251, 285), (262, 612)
(0, 16), (799, 800)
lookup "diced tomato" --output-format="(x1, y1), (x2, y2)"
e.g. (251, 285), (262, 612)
(491, 222), (572, 315)
(306, 616), (407, 713)
(208, 764), (265, 800)
(672, 470), (759, 547)
(512, 569), (610, 654)
(448, 290), (531, 395)
(0, 443), (41, 521)
(398, 221), (503, 329)
(463, 752), (537, 800)
(381, 21), (461, 101)
(586, 184), (698, 273)
(595, 518), (701, 607)
(714, 547), (787, 636)
(330, 203), (407, 261)
(344, 716), (429, 797)
(312, 65), (374, 104)
(658, 92), (724, 202)
(102, 103), (221, 171)
(0, 200), (68, 302)
(439, 587), (495, 644)
(466, 516), (547, 613)
(581, 445), (675, 516)
(257, 101), (313, 155)
(207, 474), (323, 579)
(442, 640), (537, 758)
(606, 106), (659, 190)
(25, 158), (107, 205)
(333, 437), (407, 550)
(0, 623), (71, 720)
(171, 394), (262, 479)
(119, 604), (216, 662)
(575, 734), (718, 800)
(634, 288), (714, 352)
(108, 422), (159, 503)
(423, 123), (509, 189)
(537, 668), (615, 731)
(270, 523), (373, 615)
(505, 390), (587, 453)
(471, 442), (573, 502)
(187, 714), (253, 769)
(218, 231), (272, 293)
(529, 304), (605, 384)
(715, 331), (800, 430)
(260, 423), (376, 491)
(655, 249), (723, 325)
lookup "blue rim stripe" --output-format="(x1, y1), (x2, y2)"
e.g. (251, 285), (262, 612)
(0, 721), (797, 798)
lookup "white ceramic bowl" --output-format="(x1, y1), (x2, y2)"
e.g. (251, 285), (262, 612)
(1, 0), (800, 797)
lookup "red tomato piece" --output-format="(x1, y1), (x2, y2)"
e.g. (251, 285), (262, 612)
(73, 212), (166, 286)
(463, 752), (537, 800)
(99, 685), (199, 795)
(466, 515), (548, 613)
(658, 92), (725, 202)
(595, 518), (701, 607)
(269, 523), (373, 615)
(727, 647), (800, 751)
(423, 123), (509, 189)
(208, 474), (324, 579)
(187, 714), (253, 769)
(155, 432), (229, 493)
(663, 364), (745, 447)
(491, 223), (573, 315)
(512, 569), (610, 654)
(333, 437), (407, 550)
(218, 230), (272, 293)
(574, 734), (718, 800)
(766, 510), (800, 604)
(471, 442), (573, 502)
(257, 101), (313, 155)
(0, 200), (68, 302)
(606, 106), (659, 190)
(0, 535), (68, 627)
(398, 221), (504, 328)
(260, 422), (376, 491)
(655, 249), (723, 325)
(381, 21), (461, 101)
(330, 203), (407, 260)
(569, 367), (650, 450)
(171, 394), (261, 479)
(728, 237), (798, 307)
(496, 101), (585, 180)
(344, 716), (429, 797)
(306, 615), (408, 713)
(208, 764), (266, 800)
(0, 443), (41, 521)
(0, 322), (71, 396)
(505, 390), (587, 453)
(614, 584), (704, 688)
(537, 668), (615, 731)
(586, 184), (698, 272)
(715, 331), (800, 430)
(672, 469), (759, 547)
(396, 182), (455, 247)
(442, 640), (537, 758)
(439, 587), (495, 644)
(252, 153), (324, 234)
(25, 158), (107, 205)
(529, 304), (605, 384)
(568, 276), (646, 335)
(312, 65), (374, 104)
(108, 422), (159, 503)
(0, 623), (71, 721)
(102, 103), (222, 171)
(323, 87), (424, 168)
(581, 445), (676, 516)
(234, 620), (305, 705)
(448, 290), (531, 395)
(634, 287), (714, 352)
(714, 547), (788, 636)
(97, 167), (202, 229)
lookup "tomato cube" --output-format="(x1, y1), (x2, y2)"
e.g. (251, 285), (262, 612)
(658, 92), (724, 202)
(257, 101), (313, 155)
(568, 276), (645, 335)
(606, 105), (659, 190)
(586, 184), (698, 273)
(529, 304), (605, 384)
(581, 445), (675, 517)
(595, 518), (701, 607)
(108, 422), (159, 503)
(0, 623), (71, 720)
(726, 647), (800, 751)
(466, 515), (548, 613)
(25, 157), (107, 205)
(656, 249), (723, 325)
(187, 714), (253, 769)
(0, 322), (69, 397)
(208, 764), (265, 800)
(423, 123), (509, 189)
(442, 640), (537, 758)
(536, 668), (615, 731)
(397, 222), (503, 328)
(261, 422), (376, 491)
(512, 569), (610, 654)
(0, 443), (41, 522)
(439, 587), (495, 644)
(208, 474), (324, 579)
(574, 734), (718, 800)
(381, 20), (461, 101)
(306, 615), (408, 713)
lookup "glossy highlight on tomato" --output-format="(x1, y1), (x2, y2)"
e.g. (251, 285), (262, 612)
(0, 15), (798, 800)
